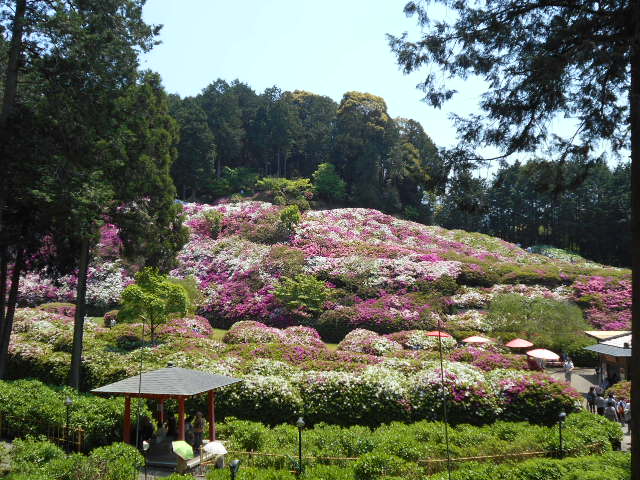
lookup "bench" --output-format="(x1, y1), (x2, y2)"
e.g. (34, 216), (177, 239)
(175, 450), (223, 473)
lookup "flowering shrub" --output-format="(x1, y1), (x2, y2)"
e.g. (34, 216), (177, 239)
(12, 201), (630, 334)
(492, 371), (582, 424)
(449, 347), (531, 371)
(157, 315), (213, 339)
(573, 276), (631, 329)
(605, 381), (630, 402)
(337, 329), (403, 356)
(386, 330), (457, 352)
(297, 367), (411, 425)
(408, 361), (501, 424)
(223, 321), (284, 344)
(281, 326), (326, 349)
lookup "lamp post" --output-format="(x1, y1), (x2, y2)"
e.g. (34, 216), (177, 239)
(229, 459), (241, 480)
(142, 440), (150, 480)
(64, 396), (73, 451)
(296, 417), (305, 478)
(558, 411), (567, 458)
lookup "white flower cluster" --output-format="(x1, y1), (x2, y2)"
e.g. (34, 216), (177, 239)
(404, 331), (457, 351)
(337, 329), (403, 356)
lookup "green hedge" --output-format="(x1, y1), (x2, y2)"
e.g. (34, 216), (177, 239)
(0, 379), (151, 450)
(204, 452), (630, 480)
(5, 438), (143, 480)
(214, 412), (620, 473)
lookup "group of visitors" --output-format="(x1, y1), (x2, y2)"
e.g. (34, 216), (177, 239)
(587, 386), (631, 433)
(160, 411), (207, 453)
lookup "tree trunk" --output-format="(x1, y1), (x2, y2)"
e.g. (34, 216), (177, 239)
(69, 238), (90, 389)
(0, 245), (7, 329)
(630, 0), (640, 475)
(0, 0), (27, 129)
(0, 246), (24, 379)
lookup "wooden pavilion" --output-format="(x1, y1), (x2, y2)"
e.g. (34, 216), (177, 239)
(92, 367), (241, 444)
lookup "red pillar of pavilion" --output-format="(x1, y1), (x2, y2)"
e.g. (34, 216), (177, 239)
(208, 390), (216, 441)
(123, 395), (131, 444)
(178, 396), (186, 441)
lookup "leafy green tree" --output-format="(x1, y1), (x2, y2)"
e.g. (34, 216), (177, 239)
(121, 268), (188, 344)
(169, 95), (216, 201)
(279, 205), (302, 233)
(198, 79), (245, 177)
(312, 163), (346, 203)
(488, 294), (590, 353)
(333, 91), (397, 209)
(275, 274), (330, 315)
(286, 90), (338, 177)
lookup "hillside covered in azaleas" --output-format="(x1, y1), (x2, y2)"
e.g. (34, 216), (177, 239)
(17, 201), (630, 334)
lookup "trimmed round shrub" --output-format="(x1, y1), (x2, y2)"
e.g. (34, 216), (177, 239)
(495, 373), (582, 424)
(316, 308), (357, 343)
(353, 452), (407, 480)
(223, 321), (284, 344)
(337, 329), (403, 356)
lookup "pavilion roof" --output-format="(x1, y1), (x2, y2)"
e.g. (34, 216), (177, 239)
(91, 367), (242, 397)
(584, 334), (632, 358)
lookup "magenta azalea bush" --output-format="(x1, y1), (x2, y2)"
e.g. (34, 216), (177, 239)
(449, 346), (532, 371)
(573, 276), (631, 330)
(490, 371), (583, 424)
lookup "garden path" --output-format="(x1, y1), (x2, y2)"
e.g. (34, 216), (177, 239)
(548, 367), (631, 452)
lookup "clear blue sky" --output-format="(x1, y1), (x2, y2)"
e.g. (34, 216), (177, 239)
(140, 0), (488, 152)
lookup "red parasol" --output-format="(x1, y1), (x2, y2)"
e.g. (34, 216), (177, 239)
(462, 335), (493, 344)
(526, 349), (560, 361)
(505, 338), (534, 348)
(426, 330), (453, 338)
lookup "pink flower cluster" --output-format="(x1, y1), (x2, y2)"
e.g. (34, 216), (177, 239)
(573, 276), (631, 329)
(158, 316), (213, 339)
(223, 321), (326, 349)
(449, 346), (532, 372)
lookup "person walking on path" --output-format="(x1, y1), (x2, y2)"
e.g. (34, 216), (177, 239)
(596, 392), (606, 415)
(624, 402), (631, 434)
(563, 357), (574, 383)
(604, 399), (619, 422)
(586, 387), (597, 414)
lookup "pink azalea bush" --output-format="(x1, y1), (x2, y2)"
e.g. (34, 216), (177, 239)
(490, 371), (582, 424)
(449, 346), (532, 371)
(573, 276), (631, 329)
(157, 316), (213, 339)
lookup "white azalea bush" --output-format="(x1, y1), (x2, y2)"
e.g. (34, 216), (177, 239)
(337, 329), (403, 356)
(219, 375), (303, 424)
(385, 330), (457, 351)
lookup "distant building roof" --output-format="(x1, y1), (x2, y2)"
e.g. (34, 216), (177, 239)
(92, 367), (242, 397)
(583, 331), (631, 341)
(584, 343), (632, 357)
(602, 334), (632, 349)
(584, 334), (632, 358)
